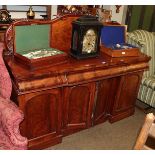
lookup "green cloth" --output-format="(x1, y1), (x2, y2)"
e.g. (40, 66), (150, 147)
(15, 24), (50, 55)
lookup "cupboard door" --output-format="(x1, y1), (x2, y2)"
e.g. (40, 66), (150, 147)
(93, 79), (113, 125)
(18, 88), (62, 149)
(62, 83), (96, 135)
(109, 72), (143, 122)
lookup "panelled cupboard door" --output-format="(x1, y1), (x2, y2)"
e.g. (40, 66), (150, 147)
(18, 88), (62, 149)
(62, 82), (96, 136)
(93, 78), (121, 125)
(109, 72), (143, 123)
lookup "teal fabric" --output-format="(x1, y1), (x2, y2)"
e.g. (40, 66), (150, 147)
(138, 84), (155, 107)
(127, 30), (155, 108)
(142, 76), (155, 90)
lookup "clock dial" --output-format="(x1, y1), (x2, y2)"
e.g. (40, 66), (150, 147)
(82, 29), (97, 54)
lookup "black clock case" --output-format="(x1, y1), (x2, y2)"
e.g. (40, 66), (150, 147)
(70, 16), (103, 59)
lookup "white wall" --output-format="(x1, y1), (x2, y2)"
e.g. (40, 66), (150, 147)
(111, 5), (125, 24)
(102, 5), (127, 24)
(51, 5), (57, 19)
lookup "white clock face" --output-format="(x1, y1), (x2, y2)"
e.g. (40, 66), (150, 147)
(82, 29), (97, 54)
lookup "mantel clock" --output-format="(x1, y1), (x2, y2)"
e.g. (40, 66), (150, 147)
(71, 16), (102, 59)
(0, 9), (12, 23)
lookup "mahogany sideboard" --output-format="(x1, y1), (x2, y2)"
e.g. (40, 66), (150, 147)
(4, 15), (150, 149)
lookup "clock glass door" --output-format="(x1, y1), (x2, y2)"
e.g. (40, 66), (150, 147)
(82, 29), (97, 54)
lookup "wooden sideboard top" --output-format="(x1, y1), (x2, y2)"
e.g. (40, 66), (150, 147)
(5, 51), (150, 93)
